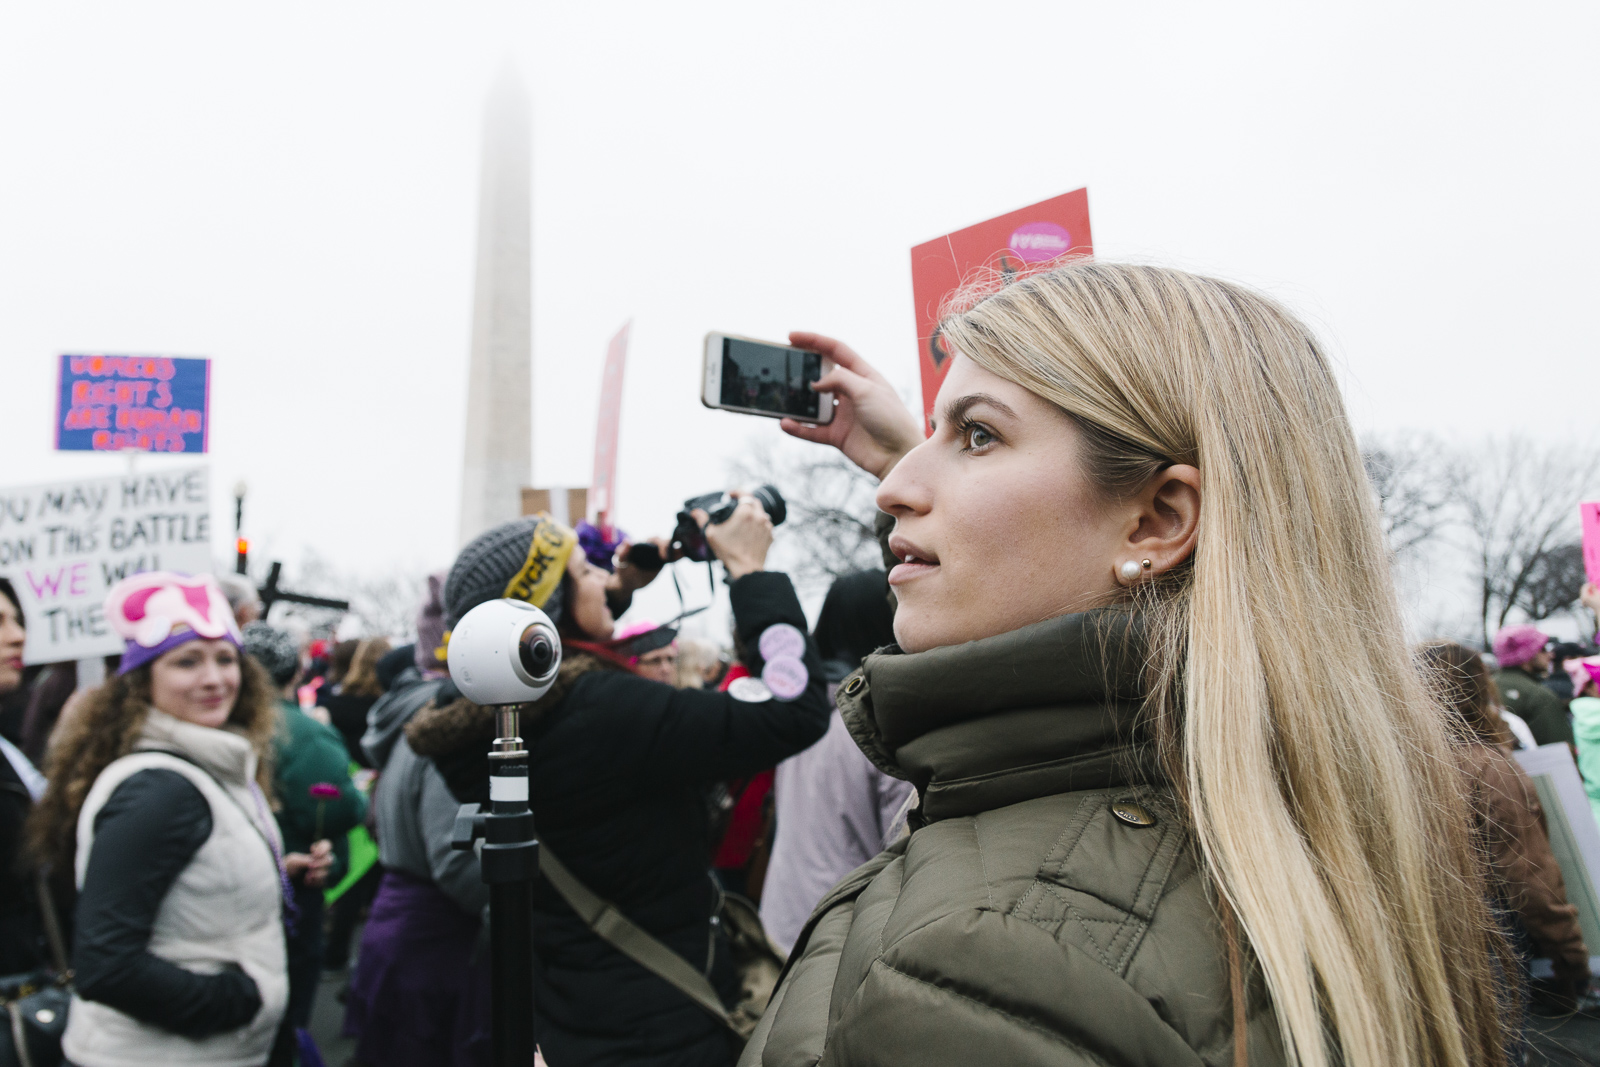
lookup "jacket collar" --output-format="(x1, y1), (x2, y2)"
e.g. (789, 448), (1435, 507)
(136, 707), (259, 788)
(837, 609), (1159, 823)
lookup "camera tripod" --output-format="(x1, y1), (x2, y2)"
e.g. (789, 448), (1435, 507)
(452, 705), (538, 1067)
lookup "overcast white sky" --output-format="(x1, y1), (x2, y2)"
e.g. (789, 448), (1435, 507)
(3, 2), (1596, 632)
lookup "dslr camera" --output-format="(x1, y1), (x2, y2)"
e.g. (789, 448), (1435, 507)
(667, 484), (787, 564)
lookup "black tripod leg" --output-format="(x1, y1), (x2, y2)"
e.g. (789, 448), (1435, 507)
(490, 879), (535, 1066)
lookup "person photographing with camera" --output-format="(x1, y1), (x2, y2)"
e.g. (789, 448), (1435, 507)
(406, 492), (829, 1067)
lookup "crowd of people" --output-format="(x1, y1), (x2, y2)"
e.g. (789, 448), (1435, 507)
(1, 259), (1598, 1067)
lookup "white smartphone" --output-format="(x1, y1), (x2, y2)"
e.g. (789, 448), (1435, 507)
(702, 333), (835, 425)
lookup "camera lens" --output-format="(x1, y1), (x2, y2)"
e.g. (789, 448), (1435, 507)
(519, 625), (556, 677)
(751, 484), (787, 526)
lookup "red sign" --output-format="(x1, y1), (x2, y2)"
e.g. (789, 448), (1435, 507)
(590, 322), (630, 528)
(909, 189), (1092, 424)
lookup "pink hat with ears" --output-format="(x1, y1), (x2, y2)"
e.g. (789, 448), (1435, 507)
(105, 571), (242, 675)
(1566, 656), (1600, 698)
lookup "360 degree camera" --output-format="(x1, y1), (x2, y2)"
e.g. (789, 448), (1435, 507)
(446, 598), (562, 706)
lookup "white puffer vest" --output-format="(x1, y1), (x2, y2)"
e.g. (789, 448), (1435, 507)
(62, 709), (289, 1067)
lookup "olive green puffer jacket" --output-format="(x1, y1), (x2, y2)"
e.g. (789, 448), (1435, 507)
(740, 610), (1286, 1067)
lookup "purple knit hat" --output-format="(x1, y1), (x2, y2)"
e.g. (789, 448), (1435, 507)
(1492, 624), (1550, 669)
(575, 520), (625, 573)
(105, 571), (243, 675)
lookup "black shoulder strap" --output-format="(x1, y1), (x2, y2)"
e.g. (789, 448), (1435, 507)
(537, 846), (735, 1031)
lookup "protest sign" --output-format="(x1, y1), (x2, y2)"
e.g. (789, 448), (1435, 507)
(0, 467), (212, 663)
(55, 354), (211, 453)
(590, 323), (630, 528)
(521, 488), (588, 528)
(1581, 502), (1600, 584)
(909, 189), (1093, 425)
(1515, 742), (1600, 970)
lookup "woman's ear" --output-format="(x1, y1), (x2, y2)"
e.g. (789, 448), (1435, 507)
(1124, 464), (1201, 577)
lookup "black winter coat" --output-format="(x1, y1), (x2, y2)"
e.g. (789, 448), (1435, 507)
(0, 751), (47, 975)
(410, 572), (830, 1067)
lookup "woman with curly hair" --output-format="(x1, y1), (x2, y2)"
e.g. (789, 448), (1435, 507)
(27, 572), (291, 1067)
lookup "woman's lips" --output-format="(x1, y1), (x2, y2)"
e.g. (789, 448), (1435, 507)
(888, 560), (939, 585)
(886, 533), (939, 586)
(3, 657), (22, 671)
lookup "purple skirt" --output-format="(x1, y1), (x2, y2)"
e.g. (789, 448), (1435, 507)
(343, 870), (492, 1067)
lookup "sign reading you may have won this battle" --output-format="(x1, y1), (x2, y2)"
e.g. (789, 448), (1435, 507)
(0, 468), (212, 664)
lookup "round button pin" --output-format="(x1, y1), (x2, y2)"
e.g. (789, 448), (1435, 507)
(728, 676), (773, 703)
(758, 623), (806, 662)
(762, 656), (809, 701)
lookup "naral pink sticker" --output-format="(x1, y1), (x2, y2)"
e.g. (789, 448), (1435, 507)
(758, 623), (805, 662)
(762, 656), (809, 701)
(1008, 220), (1073, 263)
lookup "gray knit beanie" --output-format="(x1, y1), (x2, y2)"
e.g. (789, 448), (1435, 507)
(444, 517), (572, 630)
(242, 621), (300, 687)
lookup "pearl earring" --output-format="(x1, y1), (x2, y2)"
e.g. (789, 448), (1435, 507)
(1119, 560), (1142, 581)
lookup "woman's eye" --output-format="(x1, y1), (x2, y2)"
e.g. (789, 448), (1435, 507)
(961, 423), (996, 451)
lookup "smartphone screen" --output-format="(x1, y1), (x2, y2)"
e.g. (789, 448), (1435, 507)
(719, 338), (823, 419)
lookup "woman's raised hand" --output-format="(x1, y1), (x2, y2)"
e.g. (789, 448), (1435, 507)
(780, 332), (924, 481)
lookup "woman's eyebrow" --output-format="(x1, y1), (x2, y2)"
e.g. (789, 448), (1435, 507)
(943, 393), (1019, 426)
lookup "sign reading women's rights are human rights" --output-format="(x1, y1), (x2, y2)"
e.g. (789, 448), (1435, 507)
(55, 354), (211, 453)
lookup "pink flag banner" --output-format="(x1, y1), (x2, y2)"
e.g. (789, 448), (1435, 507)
(590, 323), (630, 529)
(1581, 502), (1600, 584)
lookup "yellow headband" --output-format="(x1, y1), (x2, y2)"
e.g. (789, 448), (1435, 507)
(502, 515), (577, 609)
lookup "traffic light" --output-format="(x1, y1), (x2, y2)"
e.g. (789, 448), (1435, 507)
(235, 538), (249, 575)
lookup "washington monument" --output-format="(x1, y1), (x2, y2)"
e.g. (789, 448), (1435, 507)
(458, 66), (532, 545)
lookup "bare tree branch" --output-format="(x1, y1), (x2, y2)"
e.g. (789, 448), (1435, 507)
(269, 549), (429, 640)
(728, 438), (884, 600)
(1361, 433), (1458, 563)
(1451, 437), (1594, 647)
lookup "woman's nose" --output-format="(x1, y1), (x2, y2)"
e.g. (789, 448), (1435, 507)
(875, 441), (933, 517)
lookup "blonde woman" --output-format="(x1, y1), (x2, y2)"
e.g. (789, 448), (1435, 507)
(29, 572), (290, 1067)
(749, 262), (1509, 1067)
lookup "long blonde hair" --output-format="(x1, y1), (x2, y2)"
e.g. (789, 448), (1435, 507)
(939, 261), (1507, 1067)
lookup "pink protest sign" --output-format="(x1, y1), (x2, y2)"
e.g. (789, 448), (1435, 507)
(590, 323), (630, 528)
(1581, 503), (1600, 584)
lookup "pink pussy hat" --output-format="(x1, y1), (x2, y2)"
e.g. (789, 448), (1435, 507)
(1492, 624), (1550, 670)
(105, 571), (242, 675)
(1566, 656), (1600, 697)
